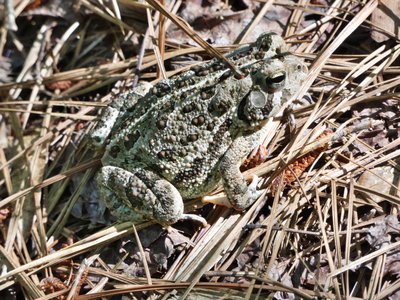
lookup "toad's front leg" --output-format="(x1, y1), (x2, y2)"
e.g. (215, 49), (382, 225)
(218, 135), (262, 210)
(96, 166), (205, 226)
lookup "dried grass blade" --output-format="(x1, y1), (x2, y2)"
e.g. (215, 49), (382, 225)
(0, 246), (45, 297)
(0, 146), (12, 194)
(315, 189), (342, 297)
(0, 108), (95, 121)
(132, 225), (153, 288)
(110, 0), (124, 34)
(145, 0), (243, 78)
(0, 158), (99, 209)
(80, 0), (135, 31)
(0, 222), (144, 283)
(296, 0), (378, 98)
(328, 240), (400, 282)
(344, 180), (355, 297)
(235, 0), (273, 43)
(285, 0), (306, 37)
(375, 279), (400, 300)
(157, 0), (166, 79)
(66, 255), (98, 300)
(146, 7), (167, 79)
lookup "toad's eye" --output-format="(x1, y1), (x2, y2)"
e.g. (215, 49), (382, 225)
(265, 73), (285, 85)
(265, 73), (286, 92)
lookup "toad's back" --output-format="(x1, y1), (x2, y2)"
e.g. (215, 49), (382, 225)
(101, 33), (306, 198)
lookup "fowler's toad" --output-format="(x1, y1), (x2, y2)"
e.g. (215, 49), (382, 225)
(92, 33), (307, 226)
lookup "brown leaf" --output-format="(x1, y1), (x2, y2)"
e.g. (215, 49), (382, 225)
(46, 80), (73, 91)
(241, 145), (269, 171)
(366, 215), (400, 249)
(357, 166), (400, 203)
(370, 0), (400, 42)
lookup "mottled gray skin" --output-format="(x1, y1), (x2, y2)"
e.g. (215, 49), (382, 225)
(92, 33), (308, 226)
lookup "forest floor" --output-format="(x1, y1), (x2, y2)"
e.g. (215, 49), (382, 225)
(0, 0), (400, 299)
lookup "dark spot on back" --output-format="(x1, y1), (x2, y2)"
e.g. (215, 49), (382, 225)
(110, 145), (120, 158)
(123, 130), (140, 149)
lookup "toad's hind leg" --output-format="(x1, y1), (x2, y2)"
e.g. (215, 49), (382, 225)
(96, 166), (206, 226)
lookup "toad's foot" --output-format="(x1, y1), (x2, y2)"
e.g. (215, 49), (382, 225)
(202, 174), (263, 208)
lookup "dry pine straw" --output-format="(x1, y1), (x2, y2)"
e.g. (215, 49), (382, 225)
(0, 0), (400, 299)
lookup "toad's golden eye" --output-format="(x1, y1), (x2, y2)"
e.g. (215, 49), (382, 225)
(265, 73), (286, 92)
(266, 73), (285, 84)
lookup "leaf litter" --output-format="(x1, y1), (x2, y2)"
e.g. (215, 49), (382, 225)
(0, 0), (400, 299)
